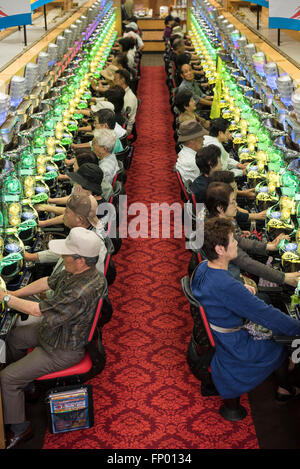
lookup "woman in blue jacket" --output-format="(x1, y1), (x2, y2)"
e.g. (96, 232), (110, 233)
(192, 217), (300, 400)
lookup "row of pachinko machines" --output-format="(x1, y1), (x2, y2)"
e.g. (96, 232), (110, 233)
(189, 0), (300, 314)
(0, 0), (117, 320)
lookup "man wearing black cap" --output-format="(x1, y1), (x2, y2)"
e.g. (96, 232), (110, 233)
(23, 192), (108, 276)
(175, 120), (206, 185)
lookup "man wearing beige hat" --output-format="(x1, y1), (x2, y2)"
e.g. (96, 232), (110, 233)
(175, 120), (206, 185)
(90, 64), (118, 95)
(0, 227), (105, 449)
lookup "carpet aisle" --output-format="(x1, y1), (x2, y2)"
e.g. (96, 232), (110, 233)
(42, 66), (259, 449)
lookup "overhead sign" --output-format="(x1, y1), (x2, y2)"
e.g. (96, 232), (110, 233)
(242, 0), (269, 7)
(269, 0), (300, 30)
(31, 0), (54, 10)
(0, 1), (32, 28)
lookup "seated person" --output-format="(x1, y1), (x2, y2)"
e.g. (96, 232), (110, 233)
(192, 217), (300, 404)
(90, 65), (118, 95)
(203, 117), (248, 180)
(163, 15), (175, 41)
(205, 181), (300, 288)
(24, 193), (107, 277)
(92, 128), (119, 185)
(172, 38), (202, 69)
(178, 64), (213, 117)
(175, 120), (206, 185)
(123, 22), (144, 51)
(114, 69), (138, 135)
(108, 52), (130, 71)
(118, 36), (137, 69)
(38, 159), (112, 228)
(174, 89), (210, 130)
(0, 227), (106, 449)
(190, 144), (222, 203)
(210, 170), (266, 226)
(104, 86), (126, 127)
(74, 108), (124, 154)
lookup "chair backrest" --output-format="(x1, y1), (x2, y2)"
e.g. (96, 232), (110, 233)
(115, 146), (131, 166)
(175, 169), (189, 202)
(181, 275), (216, 348)
(87, 277), (108, 342)
(119, 134), (129, 148)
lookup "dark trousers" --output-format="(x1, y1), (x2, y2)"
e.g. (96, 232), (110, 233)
(0, 324), (84, 424)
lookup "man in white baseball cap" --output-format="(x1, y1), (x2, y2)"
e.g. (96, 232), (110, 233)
(49, 226), (103, 262)
(0, 226), (106, 448)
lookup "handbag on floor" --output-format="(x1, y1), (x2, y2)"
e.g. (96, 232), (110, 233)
(45, 384), (94, 434)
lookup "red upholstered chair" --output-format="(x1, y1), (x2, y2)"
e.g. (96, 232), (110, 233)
(181, 274), (247, 422)
(29, 279), (109, 387)
(103, 236), (116, 287)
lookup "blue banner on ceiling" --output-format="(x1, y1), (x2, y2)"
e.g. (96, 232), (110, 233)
(31, 0), (54, 10)
(0, 1), (31, 28)
(0, 12), (32, 28)
(241, 0), (269, 7)
(269, 0), (300, 31)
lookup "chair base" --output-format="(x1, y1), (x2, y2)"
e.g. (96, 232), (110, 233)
(219, 399), (247, 422)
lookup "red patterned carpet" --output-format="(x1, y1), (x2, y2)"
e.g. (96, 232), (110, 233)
(42, 66), (259, 449)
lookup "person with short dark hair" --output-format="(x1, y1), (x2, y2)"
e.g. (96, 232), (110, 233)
(112, 52), (130, 72)
(191, 216), (300, 403)
(114, 69), (138, 135)
(104, 86), (126, 126)
(204, 118), (248, 179)
(124, 22), (144, 50)
(118, 36), (136, 68)
(210, 170), (267, 226)
(174, 89), (210, 130)
(178, 64), (213, 117)
(190, 145), (222, 203)
(205, 182), (300, 288)
(163, 16), (174, 41)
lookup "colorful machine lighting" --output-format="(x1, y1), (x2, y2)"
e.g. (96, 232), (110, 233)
(1, 228), (24, 283)
(264, 62), (278, 91)
(276, 74), (294, 107)
(252, 51), (266, 78)
(280, 196), (295, 221)
(18, 148), (36, 176)
(267, 170), (281, 192)
(0, 93), (10, 127)
(230, 29), (240, 49)
(255, 183), (279, 211)
(292, 90), (300, 123)
(9, 76), (25, 109)
(281, 171), (299, 197)
(2, 172), (22, 201)
(23, 176), (36, 199)
(256, 151), (268, 171)
(34, 176), (49, 203)
(36, 155), (47, 176)
(246, 163), (266, 187)
(6, 202), (22, 228)
(18, 199), (38, 244)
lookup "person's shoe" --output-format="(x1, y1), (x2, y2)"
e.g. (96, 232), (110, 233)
(276, 386), (300, 404)
(6, 423), (33, 449)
